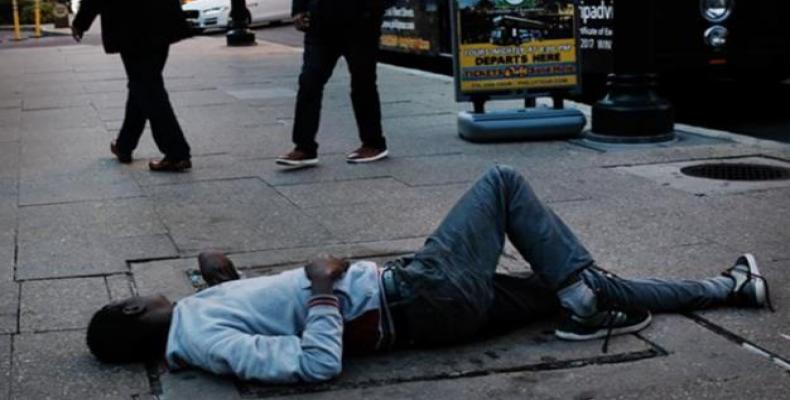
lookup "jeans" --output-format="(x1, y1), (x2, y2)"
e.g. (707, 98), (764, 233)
(390, 166), (732, 346)
(117, 46), (191, 160)
(291, 23), (386, 154)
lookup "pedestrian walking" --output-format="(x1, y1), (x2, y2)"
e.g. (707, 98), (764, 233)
(276, 0), (390, 167)
(72, 0), (194, 172)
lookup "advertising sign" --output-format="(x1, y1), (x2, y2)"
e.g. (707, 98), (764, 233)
(380, 0), (444, 55)
(578, 0), (614, 73)
(451, 0), (580, 101)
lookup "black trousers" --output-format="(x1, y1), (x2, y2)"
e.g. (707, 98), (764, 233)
(117, 46), (191, 160)
(292, 23), (386, 154)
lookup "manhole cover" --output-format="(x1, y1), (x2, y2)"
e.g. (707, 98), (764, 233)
(680, 163), (790, 181)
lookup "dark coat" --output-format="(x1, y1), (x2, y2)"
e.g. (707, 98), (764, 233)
(73, 0), (192, 54)
(291, 0), (389, 35)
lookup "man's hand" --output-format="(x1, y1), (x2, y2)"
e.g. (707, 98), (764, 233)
(305, 256), (350, 294)
(71, 25), (84, 42)
(294, 12), (310, 32)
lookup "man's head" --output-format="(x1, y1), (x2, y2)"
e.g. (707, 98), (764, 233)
(86, 294), (174, 363)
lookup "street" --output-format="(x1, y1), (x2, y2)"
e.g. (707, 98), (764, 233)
(0, 20), (788, 400)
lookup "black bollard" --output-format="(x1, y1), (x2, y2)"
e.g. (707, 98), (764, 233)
(588, 0), (674, 143)
(226, 0), (256, 47)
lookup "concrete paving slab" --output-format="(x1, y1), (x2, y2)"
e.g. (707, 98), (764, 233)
(0, 176), (16, 206)
(254, 158), (394, 187)
(590, 241), (739, 280)
(551, 200), (705, 255)
(18, 159), (142, 206)
(81, 80), (127, 94)
(21, 94), (93, 112)
(160, 370), (242, 400)
(86, 91), (127, 110)
(20, 82), (85, 98)
(275, 177), (416, 209)
(16, 233), (178, 280)
(225, 87), (296, 101)
(696, 259), (790, 363)
(0, 282), (18, 334)
(615, 155), (790, 196)
(106, 274), (134, 301)
(20, 106), (102, 131)
(301, 185), (461, 243)
(225, 237), (426, 269)
(679, 193), (790, 261)
(742, 186), (790, 214)
(128, 153), (257, 187)
(509, 161), (700, 210)
(0, 144), (19, 179)
(231, 316), (787, 400)
(17, 198), (172, 279)
(20, 277), (109, 332)
(12, 331), (150, 400)
(236, 321), (655, 398)
(148, 178), (334, 253)
(171, 89), (237, 108)
(18, 197), (166, 241)
(0, 244), (14, 283)
(132, 258), (199, 302)
(0, 119), (21, 144)
(0, 97), (21, 110)
(174, 103), (278, 142)
(0, 335), (9, 399)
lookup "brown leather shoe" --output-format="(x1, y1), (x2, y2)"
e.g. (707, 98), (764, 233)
(346, 146), (388, 163)
(198, 251), (241, 287)
(275, 149), (318, 167)
(110, 140), (132, 164)
(148, 158), (192, 172)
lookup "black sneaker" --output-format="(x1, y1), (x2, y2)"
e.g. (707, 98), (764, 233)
(555, 309), (652, 345)
(276, 149), (318, 167)
(722, 253), (774, 311)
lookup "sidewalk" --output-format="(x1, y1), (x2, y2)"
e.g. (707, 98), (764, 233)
(0, 34), (788, 399)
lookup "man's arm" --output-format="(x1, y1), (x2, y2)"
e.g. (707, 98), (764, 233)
(71, 0), (101, 41)
(205, 298), (344, 382)
(204, 257), (350, 382)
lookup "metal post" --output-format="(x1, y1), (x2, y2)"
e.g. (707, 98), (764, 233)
(11, 0), (22, 41)
(34, 0), (42, 38)
(525, 97), (536, 108)
(226, 0), (256, 46)
(588, 0), (674, 143)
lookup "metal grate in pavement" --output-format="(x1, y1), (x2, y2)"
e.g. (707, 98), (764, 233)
(680, 163), (790, 181)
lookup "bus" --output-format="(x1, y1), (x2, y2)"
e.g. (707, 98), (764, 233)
(379, 0), (790, 98)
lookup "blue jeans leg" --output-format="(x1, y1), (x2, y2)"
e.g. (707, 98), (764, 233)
(581, 268), (733, 312)
(397, 165), (594, 344)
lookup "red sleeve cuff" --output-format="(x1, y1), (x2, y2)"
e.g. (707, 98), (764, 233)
(308, 295), (339, 309)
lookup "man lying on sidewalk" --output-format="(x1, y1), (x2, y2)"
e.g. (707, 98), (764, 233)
(86, 166), (774, 383)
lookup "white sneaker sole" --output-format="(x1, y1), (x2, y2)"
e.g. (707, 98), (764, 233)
(555, 312), (653, 341)
(347, 149), (388, 164)
(741, 253), (766, 306)
(275, 158), (319, 167)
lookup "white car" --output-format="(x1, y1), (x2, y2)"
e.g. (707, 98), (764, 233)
(182, 0), (291, 32)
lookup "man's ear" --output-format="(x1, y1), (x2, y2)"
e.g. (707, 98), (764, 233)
(122, 303), (146, 316)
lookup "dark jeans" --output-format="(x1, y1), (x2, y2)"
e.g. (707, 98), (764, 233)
(291, 24), (386, 154)
(390, 166), (731, 346)
(117, 46), (191, 160)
